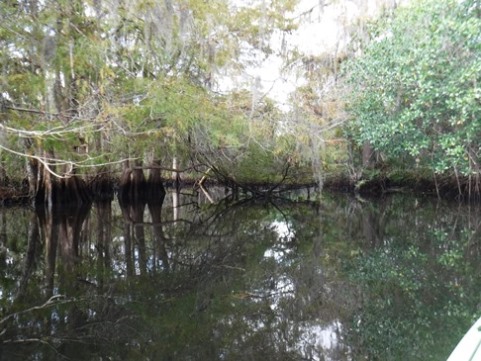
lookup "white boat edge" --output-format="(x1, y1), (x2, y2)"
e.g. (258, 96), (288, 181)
(447, 316), (481, 361)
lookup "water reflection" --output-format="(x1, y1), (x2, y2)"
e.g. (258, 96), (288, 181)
(0, 190), (479, 360)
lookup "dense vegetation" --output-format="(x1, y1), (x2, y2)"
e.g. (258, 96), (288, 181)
(344, 0), (481, 196)
(1, 0), (480, 202)
(0, 0), (304, 203)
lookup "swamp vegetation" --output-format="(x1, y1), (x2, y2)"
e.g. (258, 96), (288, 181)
(1, 1), (481, 359)
(0, 0), (480, 201)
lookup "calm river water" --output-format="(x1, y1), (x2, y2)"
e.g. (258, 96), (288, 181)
(0, 187), (479, 360)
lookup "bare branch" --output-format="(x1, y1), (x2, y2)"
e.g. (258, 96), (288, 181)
(0, 122), (102, 139)
(0, 294), (68, 325)
(0, 143), (137, 178)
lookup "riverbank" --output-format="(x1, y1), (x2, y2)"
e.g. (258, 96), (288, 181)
(0, 167), (479, 206)
(326, 169), (481, 201)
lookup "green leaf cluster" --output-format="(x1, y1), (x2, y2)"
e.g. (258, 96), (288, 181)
(345, 0), (481, 175)
(0, 0), (300, 180)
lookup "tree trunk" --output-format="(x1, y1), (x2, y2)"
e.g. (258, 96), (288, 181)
(148, 159), (165, 199)
(362, 141), (374, 168)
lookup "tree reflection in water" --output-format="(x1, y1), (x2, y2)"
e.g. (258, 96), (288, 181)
(0, 189), (479, 360)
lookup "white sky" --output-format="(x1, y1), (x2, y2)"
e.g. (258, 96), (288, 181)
(219, 0), (405, 110)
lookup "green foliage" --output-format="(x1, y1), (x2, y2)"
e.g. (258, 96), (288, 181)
(0, 0), (300, 182)
(344, 0), (481, 175)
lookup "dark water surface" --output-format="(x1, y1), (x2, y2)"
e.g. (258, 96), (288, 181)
(0, 187), (479, 360)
